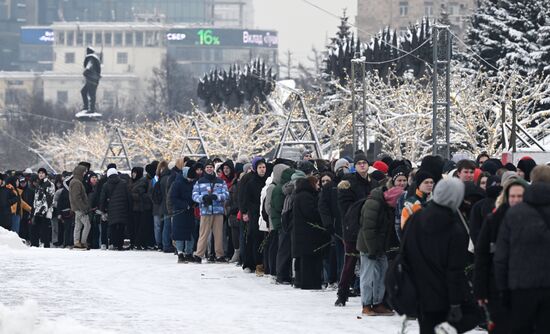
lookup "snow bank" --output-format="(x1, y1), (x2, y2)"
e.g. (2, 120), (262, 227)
(0, 227), (27, 250)
(0, 300), (115, 334)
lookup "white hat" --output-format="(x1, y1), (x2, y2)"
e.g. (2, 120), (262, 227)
(24, 168), (33, 174)
(107, 168), (118, 177)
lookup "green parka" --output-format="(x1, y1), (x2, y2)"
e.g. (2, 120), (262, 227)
(270, 168), (295, 231)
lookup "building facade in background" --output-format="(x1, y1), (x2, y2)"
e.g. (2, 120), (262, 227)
(356, 0), (476, 39)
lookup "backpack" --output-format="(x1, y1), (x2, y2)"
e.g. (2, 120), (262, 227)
(385, 211), (419, 317)
(342, 198), (366, 242)
(152, 180), (163, 205)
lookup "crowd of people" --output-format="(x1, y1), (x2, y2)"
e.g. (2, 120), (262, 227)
(1, 150), (549, 334)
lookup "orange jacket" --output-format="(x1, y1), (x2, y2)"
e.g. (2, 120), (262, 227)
(6, 184), (32, 216)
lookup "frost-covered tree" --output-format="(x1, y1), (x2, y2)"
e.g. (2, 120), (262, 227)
(467, 0), (550, 76)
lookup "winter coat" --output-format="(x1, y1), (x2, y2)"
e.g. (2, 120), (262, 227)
(319, 179), (342, 237)
(69, 165), (90, 213)
(494, 183), (550, 291)
(292, 178), (330, 257)
(130, 177), (150, 212)
(469, 196), (497, 247)
(170, 173), (195, 241)
(100, 174), (132, 225)
(165, 166), (182, 215)
(238, 172), (254, 214)
(6, 184), (31, 217)
(226, 180), (240, 226)
(57, 178), (72, 219)
(403, 202), (470, 312)
(192, 173), (229, 216)
(0, 185), (17, 227)
(241, 172), (268, 220)
(33, 178), (56, 218)
(357, 186), (395, 257)
(271, 168), (295, 231)
(337, 173), (378, 219)
(158, 168), (172, 216)
(147, 177), (161, 216)
(474, 203), (509, 301)
(337, 172), (378, 242)
(259, 175), (273, 231)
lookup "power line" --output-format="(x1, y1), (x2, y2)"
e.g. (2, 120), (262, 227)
(0, 128), (58, 173)
(361, 38), (431, 65)
(299, 0), (432, 66)
(446, 29), (500, 72)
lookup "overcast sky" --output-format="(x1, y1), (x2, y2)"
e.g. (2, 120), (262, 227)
(253, 0), (358, 66)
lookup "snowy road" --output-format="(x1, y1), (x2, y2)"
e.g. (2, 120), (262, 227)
(0, 246), (414, 334)
(0, 240), (484, 334)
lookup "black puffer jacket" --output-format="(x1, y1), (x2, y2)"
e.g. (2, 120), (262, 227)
(494, 183), (550, 291)
(100, 174), (132, 225)
(403, 202), (470, 312)
(292, 178), (330, 258)
(474, 203), (509, 300)
(318, 179), (341, 237)
(469, 188), (499, 247)
(241, 172), (268, 219)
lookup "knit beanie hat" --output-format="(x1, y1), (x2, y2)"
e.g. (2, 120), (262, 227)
(107, 168), (118, 177)
(415, 170), (434, 188)
(370, 170), (387, 182)
(353, 153), (369, 165)
(432, 178), (465, 210)
(390, 165), (409, 184)
(334, 158), (350, 173)
(373, 161), (389, 174)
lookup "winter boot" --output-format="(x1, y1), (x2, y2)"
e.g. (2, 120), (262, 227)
(255, 264), (265, 277)
(192, 255), (203, 264)
(74, 241), (83, 249)
(229, 249), (240, 263)
(177, 253), (185, 263)
(362, 306), (376, 316)
(335, 289), (349, 307)
(373, 304), (395, 316)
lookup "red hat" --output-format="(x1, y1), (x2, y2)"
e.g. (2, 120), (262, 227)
(520, 156), (534, 161)
(474, 168), (482, 183)
(373, 161), (389, 174)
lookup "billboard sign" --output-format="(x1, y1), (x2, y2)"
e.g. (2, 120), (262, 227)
(167, 28), (278, 48)
(21, 28), (55, 45)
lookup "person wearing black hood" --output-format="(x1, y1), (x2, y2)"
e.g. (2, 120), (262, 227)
(241, 157), (269, 275)
(494, 166), (550, 333)
(80, 46), (101, 114)
(100, 168), (132, 250)
(469, 175), (501, 246)
(516, 157), (537, 182)
(292, 176), (330, 289)
(130, 166), (150, 250)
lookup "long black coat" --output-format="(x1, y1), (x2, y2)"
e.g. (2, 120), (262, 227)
(130, 177), (150, 212)
(474, 203), (508, 300)
(292, 178), (330, 258)
(241, 173), (267, 219)
(0, 186), (17, 228)
(170, 173), (195, 241)
(100, 174), (132, 226)
(494, 183), (550, 291)
(318, 180), (341, 236)
(403, 202), (470, 312)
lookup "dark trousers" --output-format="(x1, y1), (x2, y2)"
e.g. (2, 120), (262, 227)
(418, 310), (447, 334)
(81, 80), (98, 112)
(62, 217), (75, 247)
(510, 288), (550, 334)
(268, 231), (279, 276)
(109, 224), (125, 250)
(337, 241), (359, 298)
(100, 220), (109, 246)
(263, 232), (272, 275)
(276, 228), (292, 283)
(19, 214), (31, 241)
(30, 216), (51, 247)
(134, 211), (152, 248)
(56, 217), (65, 246)
(230, 224), (240, 250)
(298, 254), (324, 290)
(487, 294), (511, 334)
(243, 219), (264, 270)
(88, 214), (101, 249)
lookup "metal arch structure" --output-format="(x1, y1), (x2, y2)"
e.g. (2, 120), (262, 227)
(275, 91), (323, 159)
(180, 117), (209, 159)
(100, 127), (132, 171)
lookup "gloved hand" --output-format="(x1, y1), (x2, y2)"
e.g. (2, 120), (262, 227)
(210, 194), (218, 201)
(447, 304), (463, 323)
(202, 195), (212, 205)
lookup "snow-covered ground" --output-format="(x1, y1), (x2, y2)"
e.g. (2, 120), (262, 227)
(0, 229), (482, 334)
